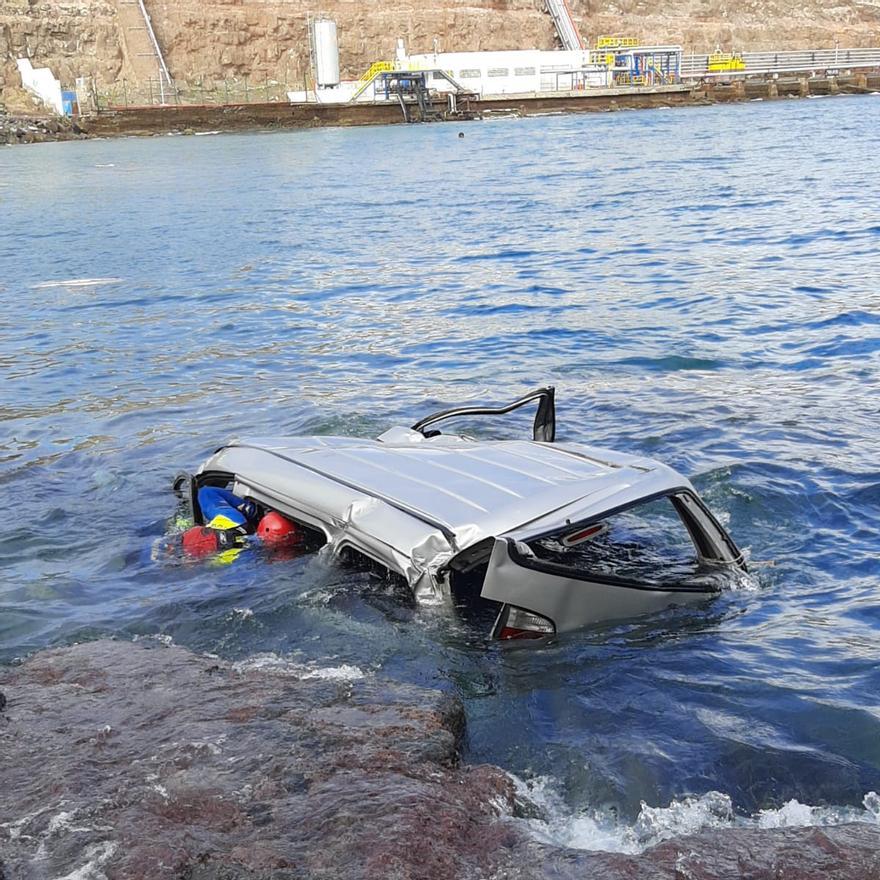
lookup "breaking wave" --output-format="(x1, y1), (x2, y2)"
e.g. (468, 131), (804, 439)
(509, 775), (880, 854)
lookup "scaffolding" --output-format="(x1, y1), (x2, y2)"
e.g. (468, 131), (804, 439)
(373, 71), (441, 121)
(611, 46), (682, 85)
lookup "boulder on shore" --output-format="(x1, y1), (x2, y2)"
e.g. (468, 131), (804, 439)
(1, 640), (878, 880)
(0, 111), (89, 145)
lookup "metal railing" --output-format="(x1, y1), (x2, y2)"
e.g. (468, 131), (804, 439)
(135, 0), (172, 95)
(97, 76), (301, 109)
(545, 0), (584, 51)
(682, 47), (880, 78)
(350, 61), (395, 101)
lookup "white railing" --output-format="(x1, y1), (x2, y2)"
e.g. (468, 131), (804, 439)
(681, 47), (880, 78)
(135, 0), (173, 100)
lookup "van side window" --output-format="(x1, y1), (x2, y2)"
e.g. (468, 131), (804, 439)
(530, 496), (707, 586)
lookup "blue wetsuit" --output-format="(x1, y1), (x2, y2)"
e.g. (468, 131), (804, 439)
(192, 487), (259, 564)
(198, 487), (256, 531)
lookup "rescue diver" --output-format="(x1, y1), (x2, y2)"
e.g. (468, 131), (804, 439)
(180, 486), (302, 561)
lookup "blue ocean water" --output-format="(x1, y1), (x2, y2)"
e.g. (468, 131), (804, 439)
(1, 97), (879, 833)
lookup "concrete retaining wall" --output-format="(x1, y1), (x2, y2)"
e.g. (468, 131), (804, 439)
(80, 74), (880, 139)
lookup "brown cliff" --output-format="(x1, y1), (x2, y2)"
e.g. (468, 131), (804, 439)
(2, 0), (879, 106)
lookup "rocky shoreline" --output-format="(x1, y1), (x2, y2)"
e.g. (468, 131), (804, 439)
(3, 74), (879, 146)
(1, 640), (879, 879)
(0, 110), (90, 145)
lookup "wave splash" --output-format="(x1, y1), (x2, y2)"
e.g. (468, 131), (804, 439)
(510, 775), (880, 854)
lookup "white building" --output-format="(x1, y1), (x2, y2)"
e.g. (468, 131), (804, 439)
(400, 47), (612, 95)
(287, 29), (682, 105)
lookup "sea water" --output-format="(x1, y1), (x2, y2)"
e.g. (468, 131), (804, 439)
(1, 96), (878, 847)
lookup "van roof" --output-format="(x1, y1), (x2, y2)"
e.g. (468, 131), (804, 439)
(203, 428), (689, 587)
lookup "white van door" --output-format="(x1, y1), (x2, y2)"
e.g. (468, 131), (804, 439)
(480, 491), (744, 637)
(481, 537), (718, 637)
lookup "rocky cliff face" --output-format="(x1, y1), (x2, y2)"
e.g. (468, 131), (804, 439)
(0, 0), (124, 105)
(570, 0), (880, 54)
(2, 0), (879, 105)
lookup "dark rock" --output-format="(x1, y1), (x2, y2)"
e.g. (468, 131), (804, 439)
(0, 113), (91, 145)
(0, 689), (5, 711)
(529, 822), (880, 879)
(0, 640), (516, 880)
(1, 640), (878, 880)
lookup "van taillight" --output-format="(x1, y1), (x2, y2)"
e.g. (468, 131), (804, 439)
(497, 606), (555, 640)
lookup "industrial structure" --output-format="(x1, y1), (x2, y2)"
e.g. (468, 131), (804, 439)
(282, 14), (880, 122)
(288, 29), (683, 109)
(400, 39), (682, 95)
(283, 1), (682, 111)
(12, 0), (880, 118)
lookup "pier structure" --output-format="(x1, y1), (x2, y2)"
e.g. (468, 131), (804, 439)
(65, 8), (880, 117)
(24, 5), (876, 131)
(80, 65), (880, 139)
(681, 47), (880, 79)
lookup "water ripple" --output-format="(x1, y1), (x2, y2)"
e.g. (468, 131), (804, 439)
(0, 98), (878, 823)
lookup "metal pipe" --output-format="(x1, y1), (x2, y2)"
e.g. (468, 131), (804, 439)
(136, 0), (172, 87)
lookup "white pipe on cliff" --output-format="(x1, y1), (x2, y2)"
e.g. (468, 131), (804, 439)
(136, 0), (172, 89)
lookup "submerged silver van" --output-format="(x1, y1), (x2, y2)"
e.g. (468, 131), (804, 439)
(187, 388), (747, 639)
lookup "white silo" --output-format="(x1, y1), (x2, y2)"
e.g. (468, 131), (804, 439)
(311, 17), (340, 88)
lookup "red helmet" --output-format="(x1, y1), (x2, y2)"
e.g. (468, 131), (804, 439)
(181, 526), (221, 557)
(256, 512), (301, 548)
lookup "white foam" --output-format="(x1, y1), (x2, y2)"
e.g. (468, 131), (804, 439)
(756, 793), (880, 829)
(54, 840), (117, 880)
(1, 805), (48, 840)
(46, 811), (77, 835)
(509, 775), (880, 854)
(299, 664), (365, 681)
(511, 776), (642, 854)
(725, 566), (761, 592)
(232, 652), (304, 674)
(132, 633), (174, 647)
(31, 278), (123, 289)
(233, 652), (365, 681)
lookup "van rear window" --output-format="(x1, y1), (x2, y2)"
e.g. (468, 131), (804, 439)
(530, 495), (713, 587)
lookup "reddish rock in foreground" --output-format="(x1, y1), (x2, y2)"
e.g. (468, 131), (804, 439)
(0, 640), (518, 879)
(1, 640), (878, 880)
